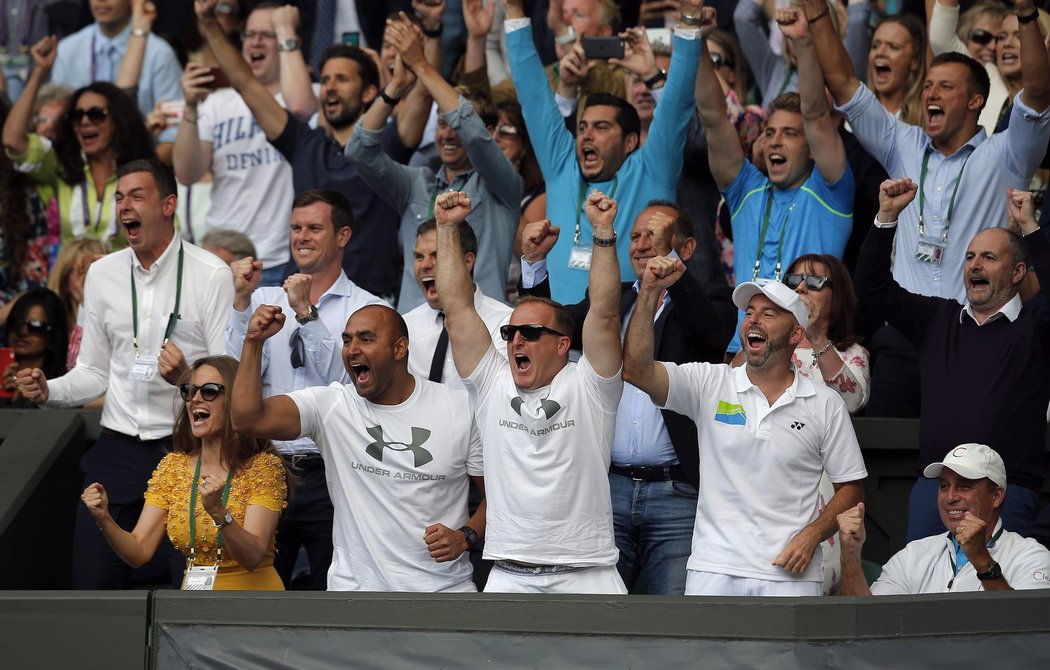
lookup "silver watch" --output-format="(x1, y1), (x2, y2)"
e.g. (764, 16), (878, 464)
(278, 38), (301, 52)
(295, 304), (319, 325)
(215, 512), (233, 529)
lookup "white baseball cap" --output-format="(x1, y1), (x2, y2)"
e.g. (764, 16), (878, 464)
(732, 280), (809, 331)
(923, 443), (1007, 491)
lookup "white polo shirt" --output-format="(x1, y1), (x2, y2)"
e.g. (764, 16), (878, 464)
(661, 362), (867, 583)
(872, 520), (1050, 594)
(288, 376), (483, 592)
(465, 347), (622, 566)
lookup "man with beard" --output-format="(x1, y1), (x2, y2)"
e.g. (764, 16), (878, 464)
(230, 302), (486, 592)
(225, 189), (386, 590)
(855, 181), (1050, 541)
(623, 261), (866, 596)
(192, 0), (401, 300)
(697, 6), (853, 357)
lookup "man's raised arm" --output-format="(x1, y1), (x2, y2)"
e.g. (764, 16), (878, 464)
(693, 8), (744, 191)
(434, 191), (495, 379)
(801, 0), (862, 106)
(581, 190), (622, 377)
(1016, 0), (1050, 112)
(231, 305), (303, 441)
(623, 257), (682, 407)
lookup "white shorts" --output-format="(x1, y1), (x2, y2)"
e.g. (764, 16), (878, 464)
(484, 564), (627, 594)
(685, 570), (822, 597)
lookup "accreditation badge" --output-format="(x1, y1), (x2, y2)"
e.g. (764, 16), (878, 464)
(915, 240), (945, 265)
(128, 354), (158, 382)
(181, 564), (218, 591)
(568, 244), (593, 271)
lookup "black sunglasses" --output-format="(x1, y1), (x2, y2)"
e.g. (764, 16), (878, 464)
(70, 106), (109, 124)
(710, 52), (735, 69)
(13, 318), (51, 335)
(179, 382), (225, 402)
(969, 29), (996, 46)
(290, 327), (304, 369)
(500, 324), (567, 342)
(783, 273), (832, 291)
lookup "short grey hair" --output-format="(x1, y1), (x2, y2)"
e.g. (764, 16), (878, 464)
(201, 228), (257, 261)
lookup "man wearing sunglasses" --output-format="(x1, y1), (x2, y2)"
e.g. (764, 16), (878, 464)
(437, 188), (627, 594)
(624, 263), (866, 596)
(224, 189), (385, 590)
(516, 200), (735, 594)
(231, 302), (486, 593)
(16, 159), (234, 590)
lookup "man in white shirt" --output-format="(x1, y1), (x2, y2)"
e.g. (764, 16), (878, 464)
(402, 219), (511, 391)
(624, 268), (867, 596)
(230, 303), (485, 591)
(437, 188), (626, 594)
(839, 444), (1050, 594)
(225, 189), (386, 590)
(17, 159), (234, 589)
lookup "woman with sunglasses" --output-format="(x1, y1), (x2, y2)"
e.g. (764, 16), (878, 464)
(784, 253), (869, 413)
(3, 36), (156, 251)
(81, 355), (288, 590)
(2, 289), (68, 408)
(928, 0), (1012, 134)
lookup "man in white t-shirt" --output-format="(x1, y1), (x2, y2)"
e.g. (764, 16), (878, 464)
(403, 218), (511, 391)
(173, 2), (316, 285)
(436, 189), (626, 594)
(230, 303), (485, 591)
(839, 444), (1050, 594)
(624, 264), (867, 596)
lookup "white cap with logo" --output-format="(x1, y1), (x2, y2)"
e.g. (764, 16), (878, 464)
(732, 280), (810, 330)
(923, 443), (1007, 491)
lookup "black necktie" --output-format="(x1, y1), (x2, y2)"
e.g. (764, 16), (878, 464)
(428, 313), (448, 383)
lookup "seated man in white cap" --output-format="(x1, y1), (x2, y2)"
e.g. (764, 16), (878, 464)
(624, 261), (867, 596)
(838, 444), (1050, 594)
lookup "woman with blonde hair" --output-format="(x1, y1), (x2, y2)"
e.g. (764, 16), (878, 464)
(47, 238), (108, 370)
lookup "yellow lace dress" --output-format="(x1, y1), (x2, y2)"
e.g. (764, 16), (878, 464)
(144, 451), (287, 590)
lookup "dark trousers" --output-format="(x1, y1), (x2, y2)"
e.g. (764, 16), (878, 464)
(72, 431), (182, 589)
(866, 323), (922, 418)
(274, 456), (334, 590)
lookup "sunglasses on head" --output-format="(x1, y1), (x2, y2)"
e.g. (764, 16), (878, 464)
(710, 52), (734, 69)
(179, 382), (225, 402)
(499, 324), (567, 342)
(969, 29), (996, 46)
(783, 273), (832, 291)
(70, 106), (109, 124)
(13, 318), (51, 335)
(496, 124), (520, 138)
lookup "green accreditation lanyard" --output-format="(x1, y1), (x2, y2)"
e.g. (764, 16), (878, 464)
(130, 242), (184, 354)
(777, 65), (796, 97)
(81, 182), (107, 236)
(945, 525), (1005, 588)
(574, 176), (619, 245)
(918, 148), (972, 243)
(752, 186), (796, 281)
(187, 455), (235, 567)
(426, 177), (443, 220)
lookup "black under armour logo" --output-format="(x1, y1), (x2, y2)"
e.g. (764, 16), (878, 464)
(791, 421), (805, 430)
(510, 396), (562, 419)
(365, 426), (434, 467)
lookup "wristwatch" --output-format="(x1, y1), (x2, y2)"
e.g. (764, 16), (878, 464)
(295, 304), (319, 325)
(976, 561), (1003, 580)
(459, 525), (479, 550)
(278, 38), (301, 52)
(214, 512), (234, 529)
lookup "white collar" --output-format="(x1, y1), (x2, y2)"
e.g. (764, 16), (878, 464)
(960, 293), (1022, 325)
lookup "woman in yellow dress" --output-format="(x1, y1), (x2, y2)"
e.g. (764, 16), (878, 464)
(81, 355), (288, 590)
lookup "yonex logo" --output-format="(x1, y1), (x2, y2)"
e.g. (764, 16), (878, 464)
(791, 421), (805, 430)
(365, 426), (434, 467)
(510, 396), (562, 420)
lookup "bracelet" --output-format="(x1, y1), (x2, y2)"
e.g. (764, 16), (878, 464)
(1018, 9), (1040, 24)
(813, 340), (835, 357)
(182, 114), (198, 124)
(643, 69), (667, 88)
(422, 23), (443, 38)
(131, 27), (148, 38)
(380, 90), (402, 106)
(679, 14), (702, 26)
(807, 8), (829, 24)
(592, 233), (617, 247)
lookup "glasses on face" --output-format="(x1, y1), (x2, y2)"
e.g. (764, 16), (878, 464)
(179, 382), (225, 402)
(70, 106), (109, 124)
(290, 327), (304, 369)
(241, 30), (277, 41)
(499, 324), (567, 342)
(710, 52), (734, 69)
(13, 318), (51, 335)
(496, 124), (521, 138)
(969, 29), (996, 46)
(783, 273), (832, 291)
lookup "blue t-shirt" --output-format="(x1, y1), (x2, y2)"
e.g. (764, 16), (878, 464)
(724, 160), (854, 352)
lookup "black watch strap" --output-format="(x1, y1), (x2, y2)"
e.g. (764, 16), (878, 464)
(1018, 9), (1040, 24)
(976, 561), (1002, 580)
(643, 69), (667, 88)
(380, 90), (402, 107)
(459, 525), (479, 550)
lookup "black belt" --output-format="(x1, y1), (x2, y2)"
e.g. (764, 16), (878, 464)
(282, 453), (325, 471)
(609, 463), (686, 482)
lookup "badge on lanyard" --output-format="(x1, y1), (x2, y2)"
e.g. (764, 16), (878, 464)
(128, 354), (158, 382)
(181, 563), (219, 590)
(915, 240), (945, 265)
(0, 53), (29, 82)
(568, 244), (593, 271)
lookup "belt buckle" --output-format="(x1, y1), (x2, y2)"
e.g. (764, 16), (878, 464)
(631, 470), (645, 482)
